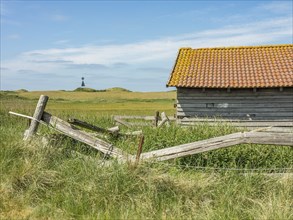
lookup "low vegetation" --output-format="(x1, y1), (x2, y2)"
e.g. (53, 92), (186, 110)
(0, 90), (292, 219)
(73, 87), (106, 92)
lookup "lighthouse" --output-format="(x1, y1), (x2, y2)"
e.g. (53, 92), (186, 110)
(81, 77), (85, 87)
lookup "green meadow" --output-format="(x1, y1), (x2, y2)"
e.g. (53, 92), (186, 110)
(0, 89), (292, 219)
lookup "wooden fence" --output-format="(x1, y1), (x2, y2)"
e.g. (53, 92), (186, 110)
(9, 95), (293, 165)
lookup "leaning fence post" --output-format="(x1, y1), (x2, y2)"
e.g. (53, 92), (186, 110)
(158, 112), (170, 128)
(23, 95), (49, 140)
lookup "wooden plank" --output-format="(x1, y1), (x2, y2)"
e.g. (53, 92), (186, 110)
(243, 132), (293, 146)
(114, 115), (176, 121)
(140, 132), (245, 161)
(124, 130), (143, 136)
(107, 126), (119, 133)
(177, 103), (293, 108)
(177, 107), (293, 113)
(24, 95), (49, 140)
(127, 122), (152, 126)
(176, 112), (293, 118)
(135, 135), (145, 164)
(179, 120), (293, 127)
(179, 123), (293, 129)
(68, 118), (118, 135)
(42, 112), (130, 160)
(140, 130), (293, 162)
(155, 111), (160, 127)
(179, 118), (293, 122)
(158, 112), (170, 127)
(179, 120), (293, 125)
(263, 127), (293, 133)
(114, 118), (132, 128)
(114, 115), (156, 120)
(177, 97), (293, 102)
(154, 139), (244, 161)
(177, 96), (293, 100)
(177, 100), (293, 106)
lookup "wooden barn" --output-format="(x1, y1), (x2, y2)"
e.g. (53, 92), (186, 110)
(166, 44), (293, 120)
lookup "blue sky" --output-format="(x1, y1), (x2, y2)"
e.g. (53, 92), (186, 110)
(1, 0), (292, 91)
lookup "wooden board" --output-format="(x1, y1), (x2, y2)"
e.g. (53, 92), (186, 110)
(176, 112), (293, 118)
(140, 131), (293, 162)
(177, 103), (293, 108)
(42, 112), (131, 160)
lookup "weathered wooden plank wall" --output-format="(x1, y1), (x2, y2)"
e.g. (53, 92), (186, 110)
(177, 87), (293, 120)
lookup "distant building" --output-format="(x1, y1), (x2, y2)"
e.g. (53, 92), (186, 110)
(81, 77), (85, 87)
(167, 44), (293, 120)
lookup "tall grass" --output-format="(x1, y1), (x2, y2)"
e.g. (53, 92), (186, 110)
(1, 92), (292, 219)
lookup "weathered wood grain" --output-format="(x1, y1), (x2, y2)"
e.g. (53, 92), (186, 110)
(176, 87), (293, 120)
(177, 107), (292, 113)
(243, 132), (293, 146)
(177, 103), (293, 108)
(179, 121), (293, 127)
(24, 95), (49, 140)
(140, 132), (245, 161)
(42, 112), (130, 160)
(114, 115), (176, 121)
(140, 131), (293, 162)
(177, 99), (293, 105)
(114, 118), (132, 128)
(176, 112), (293, 118)
(158, 112), (170, 127)
(68, 118), (118, 135)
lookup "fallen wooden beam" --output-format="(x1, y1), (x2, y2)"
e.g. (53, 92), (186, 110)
(243, 132), (293, 146)
(114, 115), (176, 121)
(140, 130), (293, 162)
(114, 118), (132, 128)
(42, 112), (131, 160)
(68, 118), (143, 137)
(263, 127), (293, 133)
(178, 118), (293, 128)
(10, 108), (293, 165)
(115, 115), (156, 120)
(140, 132), (245, 161)
(68, 118), (119, 135)
(124, 130), (143, 136)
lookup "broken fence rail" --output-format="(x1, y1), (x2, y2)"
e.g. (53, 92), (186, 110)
(10, 110), (293, 163)
(139, 130), (293, 162)
(114, 113), (175, 128)
(9, 95), (293, 165)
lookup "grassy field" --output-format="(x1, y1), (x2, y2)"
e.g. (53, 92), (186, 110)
(1, 89), (176, 116)
(1, 90), (292, 219)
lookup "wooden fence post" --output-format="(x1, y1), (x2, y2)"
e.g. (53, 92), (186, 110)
(155, 111), (160, 127)
(23, 95), (49, 140)
(158, 112), (170, 127)
(135, 135), (145, 164)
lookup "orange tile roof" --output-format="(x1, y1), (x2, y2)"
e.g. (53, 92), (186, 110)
(167, 44), (293, 88)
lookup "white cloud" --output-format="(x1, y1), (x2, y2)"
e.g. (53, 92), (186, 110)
(53, 39), (70, 45)
(2, 16), (292, 74)
(51, 14), (69, 22)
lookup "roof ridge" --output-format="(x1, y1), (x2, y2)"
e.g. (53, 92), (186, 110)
(180, 44), (293, 51)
